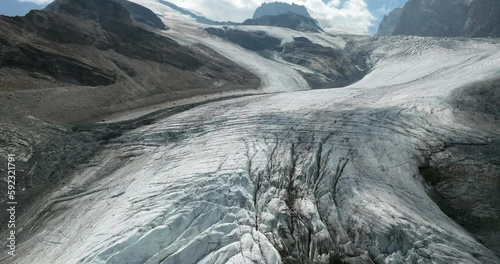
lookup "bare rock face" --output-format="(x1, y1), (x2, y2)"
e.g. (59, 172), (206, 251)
(42, 0), (197, 68)
(421, 143), (500, 256)
(243, 13), (322, 33)
(463, 0), (500, 38)
(376, 8), (402, 36)
(248, 2), (321, 33)
(280, 37), (368, 89)
(393, 0), (471, 37)
(117, 0), (167, 30)
(379, 0), (500, 38)
(205, 29), (368, 89)
(0, 0), (198, 88)
(253, 2), (311, 19)
(0, 0), (259, 121)
(204, 28), (283, 52)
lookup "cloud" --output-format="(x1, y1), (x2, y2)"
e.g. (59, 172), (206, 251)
(170, 0), (376, 34)
(17, 0), (52, 4)
(14, 0), (377, 33)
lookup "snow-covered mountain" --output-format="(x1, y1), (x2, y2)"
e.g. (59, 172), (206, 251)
(1, 0), (499, 264)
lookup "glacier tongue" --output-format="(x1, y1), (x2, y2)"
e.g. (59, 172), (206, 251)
(6, 7), (500, 264)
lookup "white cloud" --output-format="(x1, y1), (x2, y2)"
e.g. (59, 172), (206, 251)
(170, 0), (375, 34)
(16, 0), (375, 33)
(17, 0), (53, 4)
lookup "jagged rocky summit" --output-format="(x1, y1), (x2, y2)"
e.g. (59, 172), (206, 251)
(252, 2), (311, 19)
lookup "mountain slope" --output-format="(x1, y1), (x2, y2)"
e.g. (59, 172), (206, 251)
(205, 26), (366, 89)
(376, 8), (403, 36)
(379, 0), (500, 38)
(0, 0), (259, 122)
(117, 0), (167, 30)
(155, 0), (237, 25)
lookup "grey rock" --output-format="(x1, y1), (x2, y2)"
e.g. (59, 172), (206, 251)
(463, 0), (500, 38)
(343, 256), (375, 264)
(373, 255), (386, 264)
(380, 0), (500, 38)
(118, 0), (167, 30)
(253, 2), (311, 19)
(205, 28), (283, 52)
(243, 12), (322, 33)
(368, 246), (380, 259)
(205, 29), (369, 89)
(376, 8), (402, 36)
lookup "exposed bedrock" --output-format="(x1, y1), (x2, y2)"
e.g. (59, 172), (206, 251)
(0, 0), (260, 122)
(378, 0), (500, 38)
(420, 77), (500, 256)
(421, 143), (500, 257)
(243, 13), (322, 33)
(205, 28), (369, 89)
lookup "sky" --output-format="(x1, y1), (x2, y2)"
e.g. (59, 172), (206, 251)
(0, 0), (50, 16)
(0, 0), (407, 33)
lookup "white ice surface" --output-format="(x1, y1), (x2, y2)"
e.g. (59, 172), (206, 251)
(4, 5), (500, 264)
(7, 36), (500, 264)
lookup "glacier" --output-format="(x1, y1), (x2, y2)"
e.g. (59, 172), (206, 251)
(2, 1), (500, 264)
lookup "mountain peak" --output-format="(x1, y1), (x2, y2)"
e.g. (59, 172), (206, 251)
(252, 2), (311, 19)
(45, 0), (131, 23)
(243, 12), (322, 32)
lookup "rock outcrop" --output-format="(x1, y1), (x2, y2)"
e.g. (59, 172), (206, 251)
(376, 8), (402, 36)
(205, 28), (368, 88)
(243, 12), (322, 33)
(378, 0), (500, 38)
(205, 28), (283, 52)
(253, 2), (311, 19)
(118, 0), (167, 30)
(462, 0), (500, 38)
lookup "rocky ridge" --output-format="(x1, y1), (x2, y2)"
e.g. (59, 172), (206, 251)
(378, 0), (500, 37)
(243, 13), (322, 33)
(0, 0), (259, 122)
(253, 2), (311, 19)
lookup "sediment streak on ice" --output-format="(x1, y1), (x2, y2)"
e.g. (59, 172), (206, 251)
(7, 10), (500, 264)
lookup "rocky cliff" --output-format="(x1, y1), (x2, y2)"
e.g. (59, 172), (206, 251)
(117, 0), (167, 30)
(253, 2), (311, 19)
(462, 0), (500, 38)
(378, 0), (500, 38)
(376, 8), (402, 36)
(243, 12), (322, 33)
